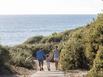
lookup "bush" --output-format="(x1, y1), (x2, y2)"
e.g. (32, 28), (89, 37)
(0, 45), (9, 66)
(0, 45), (12, 74)
(9, 47), (35, 69)
(87, 46), (103, 77)
(60, 37), (88, 70)
(24, 36), (44, 44)
(41, 32), (63, 43)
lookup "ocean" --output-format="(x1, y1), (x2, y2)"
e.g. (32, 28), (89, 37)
(0, 15), (96, 46)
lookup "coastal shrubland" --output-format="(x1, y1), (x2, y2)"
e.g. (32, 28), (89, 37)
(0, 14), (103, 76)
(59, 14), (103, 77)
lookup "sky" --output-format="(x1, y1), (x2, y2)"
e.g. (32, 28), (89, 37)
(0, 0), (102, 15)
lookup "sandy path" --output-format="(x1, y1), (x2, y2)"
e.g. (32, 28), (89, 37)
(0, 60), (87, 77)
(31, 60), (65, 77)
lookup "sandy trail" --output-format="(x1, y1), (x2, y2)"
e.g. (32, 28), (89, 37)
(31, 60), (65, 77)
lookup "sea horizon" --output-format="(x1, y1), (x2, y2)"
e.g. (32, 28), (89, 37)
(0, 14), (96, 46)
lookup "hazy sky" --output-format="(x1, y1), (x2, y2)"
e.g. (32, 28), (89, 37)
(0, 0), (102, 15)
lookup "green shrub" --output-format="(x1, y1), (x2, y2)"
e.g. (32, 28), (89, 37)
(0, 45), (12, 74)
(9, 47), (35, 69)
(41, 32), (63, 43)
(0, 45), (10, 66)
(24, 36), (44, 44)
(60, 37), (88, 70)
(87, 46), (103, 77)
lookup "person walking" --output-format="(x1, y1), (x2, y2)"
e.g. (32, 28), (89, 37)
(36, 48), (45, 71)
(53, 46), (59, 70)
(46, 53), (51, 71)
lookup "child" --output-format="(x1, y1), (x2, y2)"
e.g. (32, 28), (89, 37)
(46, 54), (51, 71)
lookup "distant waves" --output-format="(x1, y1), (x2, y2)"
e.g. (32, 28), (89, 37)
(0, 15), (96, 45)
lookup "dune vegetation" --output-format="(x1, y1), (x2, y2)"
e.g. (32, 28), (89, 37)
(0, 45), (13, 74)
(0, 14), (103, 76)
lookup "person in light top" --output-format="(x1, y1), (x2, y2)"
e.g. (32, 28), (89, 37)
(53, 46), (59, 70)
